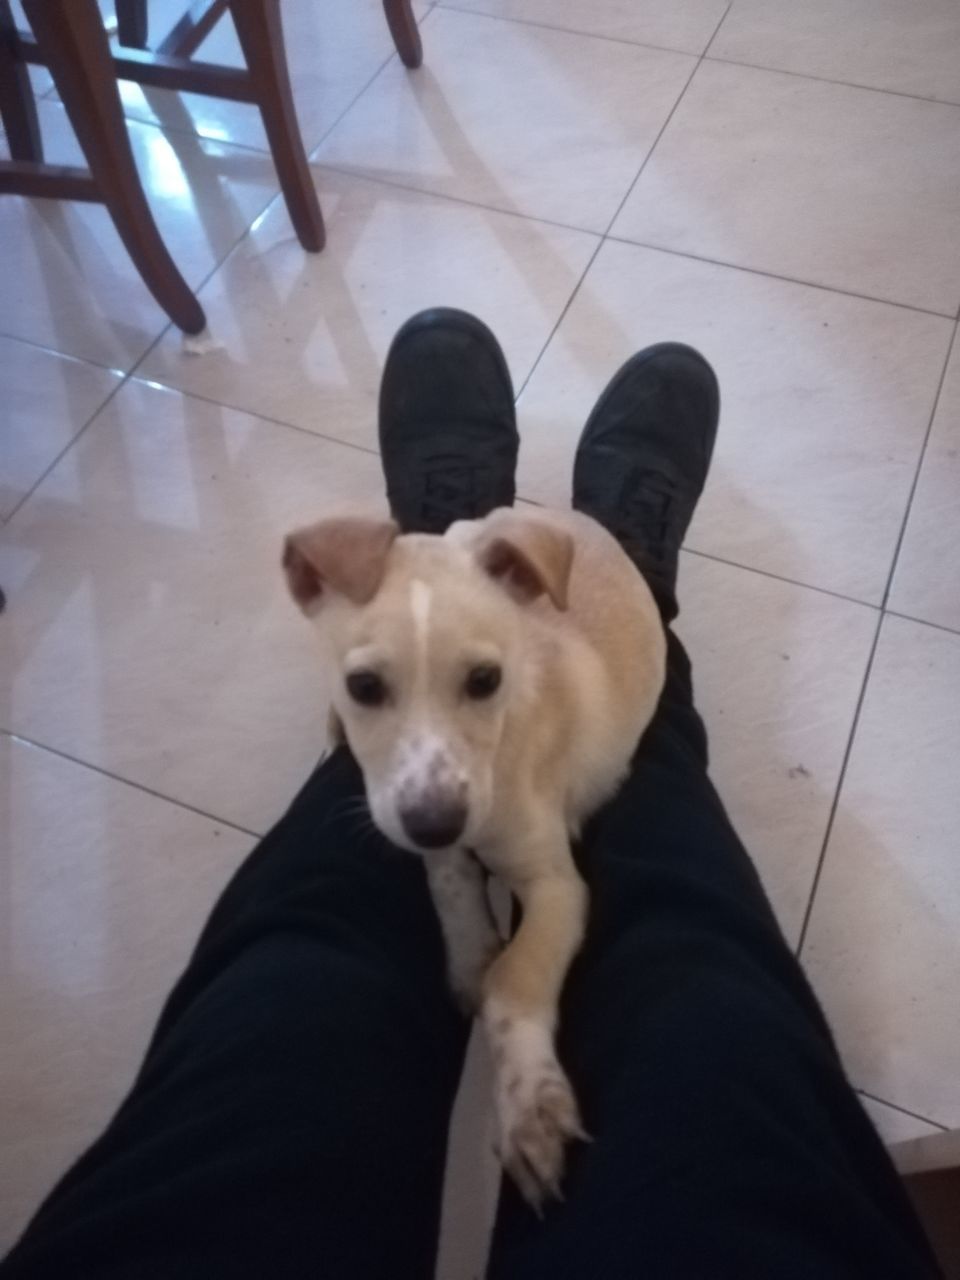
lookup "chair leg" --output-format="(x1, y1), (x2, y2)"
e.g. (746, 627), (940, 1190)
(383, 0), (422, 69)
(22, 0), (206, 334)
(0, 0), (44, 161)
(229, 0), (325, 252)
(115, 0), (149, 49)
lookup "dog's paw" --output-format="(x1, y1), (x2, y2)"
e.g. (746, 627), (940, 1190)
(495, 1062), (588, 1212)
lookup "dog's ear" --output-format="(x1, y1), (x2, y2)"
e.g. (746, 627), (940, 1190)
(283, 517), (399, 614)
(478, 515), (573, 610)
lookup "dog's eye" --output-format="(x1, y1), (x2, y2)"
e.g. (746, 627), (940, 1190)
(465, 664), (502, 700)
(346, 670), (387, 707)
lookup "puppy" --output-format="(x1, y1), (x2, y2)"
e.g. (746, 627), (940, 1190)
(283, 506), (666, 1207)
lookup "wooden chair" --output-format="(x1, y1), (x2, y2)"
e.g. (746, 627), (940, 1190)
(0, 0), (423, 334)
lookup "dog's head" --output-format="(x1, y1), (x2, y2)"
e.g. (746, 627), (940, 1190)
(283, 510), (573, 854)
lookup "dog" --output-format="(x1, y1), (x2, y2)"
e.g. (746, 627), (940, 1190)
(283, 505), (666, 1207)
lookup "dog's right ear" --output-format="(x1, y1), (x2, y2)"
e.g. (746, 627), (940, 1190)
(282, 517), (399, 615)
(477, 514), (573, 610)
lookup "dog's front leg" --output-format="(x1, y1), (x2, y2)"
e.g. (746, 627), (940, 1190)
(480, 836), (588, 1210)
(424, 848), (502, 1015)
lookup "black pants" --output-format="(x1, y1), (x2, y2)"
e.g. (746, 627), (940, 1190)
(1, 633), (939, 1279)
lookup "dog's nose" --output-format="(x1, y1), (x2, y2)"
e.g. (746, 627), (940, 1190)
(400, 802), (467, 850)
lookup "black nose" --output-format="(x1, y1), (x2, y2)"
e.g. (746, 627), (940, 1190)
(400, 802), (467, 849)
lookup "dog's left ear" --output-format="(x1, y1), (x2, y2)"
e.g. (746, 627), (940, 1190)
(283, 517), (399, 614)
(478, 515), (573, 610)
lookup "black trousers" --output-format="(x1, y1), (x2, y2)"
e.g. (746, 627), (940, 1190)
(1, 633), (939, 1279)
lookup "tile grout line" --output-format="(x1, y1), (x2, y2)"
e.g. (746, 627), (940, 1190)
(884, 609), (960, 641)
(433, 1), (710, 58)
(857, 1089), (950, 1133)
(795, 317), (960, 957)
(604, 235), (956, 321)
(1, 728), (263, 840)
(124, 371), (385, 460)
(3, 371), (134, 528)
(603, 2), (730, 239)
(879, 319), (959, 611)
(0, 329), (123, 374)
(705, 51), (960, 112)
(793, 608), (884, 958)
(512, 5), (730, 404)
(677, 546), (881, 610)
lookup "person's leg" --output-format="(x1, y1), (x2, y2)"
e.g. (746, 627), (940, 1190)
(3, 750), (465, 1280)
(1, 309), (518, 1280)
(488, 346), (938, 1279)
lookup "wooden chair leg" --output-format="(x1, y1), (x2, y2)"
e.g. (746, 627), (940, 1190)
(383, 0), (422, 69)
(22, 0), (205, 333)
(115, 0), (149, 49)
(229, 0), (325, 253)
(0, 0), (44, 161)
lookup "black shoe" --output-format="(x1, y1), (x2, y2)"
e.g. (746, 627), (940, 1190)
(379, 308), (518, 534)
(573, 343), (719, 619)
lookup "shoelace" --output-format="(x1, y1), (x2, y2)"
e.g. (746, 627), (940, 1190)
(609, 466), (680, 566)
(417, 458), (494, 526)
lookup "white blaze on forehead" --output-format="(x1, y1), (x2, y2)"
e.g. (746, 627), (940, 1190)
(410, 578), (432, 662)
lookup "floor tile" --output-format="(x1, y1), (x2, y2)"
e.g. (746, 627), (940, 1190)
(802, 615), (960, 1127)
(888, 334), (960, 633)
(711, 0), (960, 104)
(315, 7), (695, 231)
(675, 554), (877, 944)
(860, 1096), (944, 1146)
(112, 0), (425, 155)
(0, 379), (387, 833)
(0, 735), (252, 1251)
(138, 168), (598, 448)
(0, 337), (120, 520)
(516, 240), (951, 603)
(613, 60), (960, 313)
(437, 0), (728, 54)
(0, 100), (280, 369)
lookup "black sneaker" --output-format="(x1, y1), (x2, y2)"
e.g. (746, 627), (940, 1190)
(379, 308), (518, 534)
(573, 343), (719, 620)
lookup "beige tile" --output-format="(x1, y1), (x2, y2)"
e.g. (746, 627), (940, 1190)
(113, 0), (425, 154)
(613, 60), (960, 314)
(0, 379), (387, 833)
(675, 554), (877, 944)
(516, 240), (951, 603)
(860, 1096), (943, 1146)
(0, 735), (252, 1251)
(802, 615), (960, 1127)
(139, 168), (598, 448)
(437, 0), (728, 54)
(711, 0), (960, 104)
(0, 338), (120, 520)
(315, 7), (695, 231)
(888, 339), (960, 633)
(0, 100), (280, 369)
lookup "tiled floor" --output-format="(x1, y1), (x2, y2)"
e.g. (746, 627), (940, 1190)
(2, 0), (959, 1270)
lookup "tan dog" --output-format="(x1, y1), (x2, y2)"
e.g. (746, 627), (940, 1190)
(283, 506), (665, 1207)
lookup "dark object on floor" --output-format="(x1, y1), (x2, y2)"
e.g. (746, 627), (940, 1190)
(379, 307), (518, 534)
